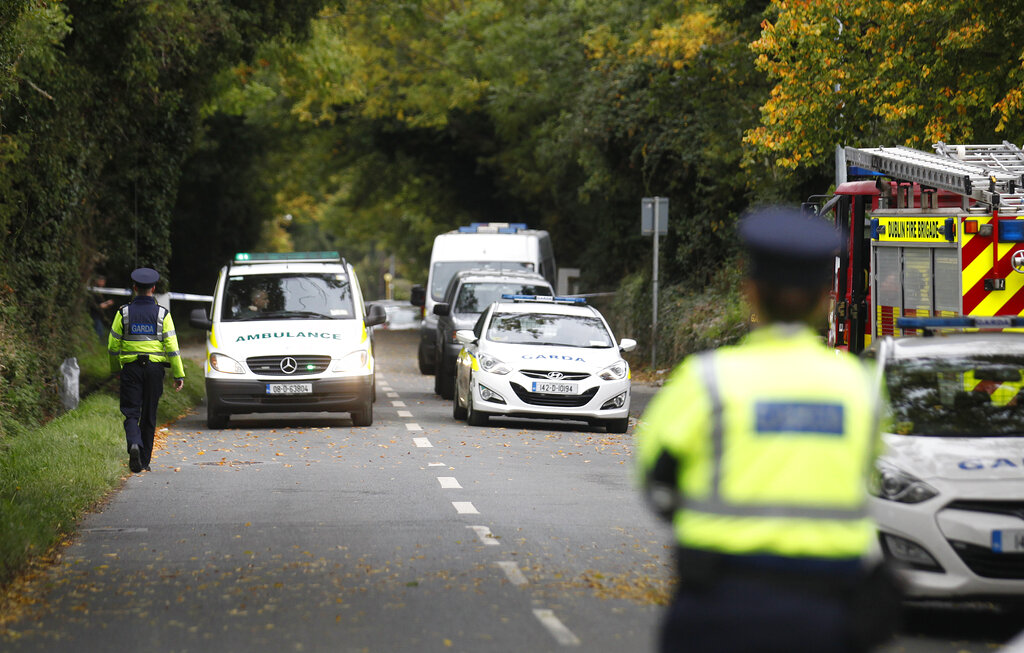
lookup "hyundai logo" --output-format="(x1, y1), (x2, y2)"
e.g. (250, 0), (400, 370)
(546, 371), (564, 380)
(280, 357), (298, 374)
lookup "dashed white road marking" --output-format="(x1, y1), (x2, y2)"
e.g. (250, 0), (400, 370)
(391, 400), (406, 407)
(533, 609), (581, 646)
(437, 476), (462, 489)
(427, 462), (445, 467)
(405, 422), (422, 431)
(496, 561), (527, 585)
(413, 437), (433, 448)
(468, 525), (500, 546)
(397, 410), (413, 417)
(452, 501), (479, 514)
(386, 393), (399, 399)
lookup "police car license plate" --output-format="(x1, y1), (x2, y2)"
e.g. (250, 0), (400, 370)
(991, 529), (1024, 553)
(531, 381), (578, 394)
(266, 383), (312, 395)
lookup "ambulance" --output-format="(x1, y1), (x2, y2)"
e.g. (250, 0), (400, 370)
(818, 142), (1024, 353)
(189, 252), (386, 428)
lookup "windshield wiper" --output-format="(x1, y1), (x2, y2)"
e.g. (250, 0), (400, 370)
(233, 311), (336, 320)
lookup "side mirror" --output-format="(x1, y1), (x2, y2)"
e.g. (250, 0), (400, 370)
(619, 338), (637, 353)
(455, 330), (476, 346)
(364, 303), (387, 327)
(433, 303), (451, 317)
(190, 307), (213, 330)
(410, 285), (426, 307)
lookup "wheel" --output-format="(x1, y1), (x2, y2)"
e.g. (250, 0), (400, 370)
(466, 392), (489, 426)
(603, 417), (629, 434)
(351, 399), (373, 427)
(452, 386), (467, 420)
(417, 341), (435, 375)
(436, 352), (455, 400)
(207, 411), (229, 429)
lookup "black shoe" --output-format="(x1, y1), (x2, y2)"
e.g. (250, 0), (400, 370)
(129, 444), (142, 473)
(143, 465), (151, 472)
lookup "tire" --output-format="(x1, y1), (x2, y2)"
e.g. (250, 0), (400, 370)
(436, 352), (455, 400)
(351, 399), (373, 427)
(466, 393), (489, 427)
(417, 342), (435, 375)
(434, 368), (443, 396)
(604, 417), (629, 434)
(452, 387), (467, 421)
(207, 411), (229, 430)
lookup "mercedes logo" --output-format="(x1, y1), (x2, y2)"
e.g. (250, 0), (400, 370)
(546, 371), (564, 380)
(280, 357), (298, 374)
(1013, 250), (1024, 274)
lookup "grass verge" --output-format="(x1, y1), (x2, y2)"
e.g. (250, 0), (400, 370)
(0, 358), (204, 585)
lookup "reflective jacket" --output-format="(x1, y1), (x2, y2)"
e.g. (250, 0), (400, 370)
(107, 296), (185, 379)
(635, 324), (882, 560)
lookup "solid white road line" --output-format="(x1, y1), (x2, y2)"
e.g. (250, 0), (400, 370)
(437, 476), (462, 489)
(405, 422), (422, 431)
(496, 561), (527, 585)
(533, 609), (581, 646)
(391, 400), (406, 407)
(397, 410), (413, 417)
(413, 437), (433, 448)
(468, 525), (500, 546)
(452, 501), (479, 514)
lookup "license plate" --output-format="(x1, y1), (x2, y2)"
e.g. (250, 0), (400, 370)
(531, 381), (578, 394)
(266, 383), (312, 395)
(991, 529), (1024, 553)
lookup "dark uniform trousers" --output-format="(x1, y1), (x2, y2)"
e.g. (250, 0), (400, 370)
(120, 356), (165, 467)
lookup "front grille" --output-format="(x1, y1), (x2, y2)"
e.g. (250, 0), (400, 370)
(948, 540), (1024, 579)
(520, 369), (591, 381)
(510, 383), (597, 407)
(247, 355), (331, 376)
(946, 500), (1024, 520)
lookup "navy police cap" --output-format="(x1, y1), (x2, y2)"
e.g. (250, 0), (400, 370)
(130, 267), (160, 286)
(739, 206), (842, 289)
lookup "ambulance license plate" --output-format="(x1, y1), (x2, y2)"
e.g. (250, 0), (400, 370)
(266, 383), (312, 395)
(991, 529), (1024, 553)
(531, 381), (578, 394)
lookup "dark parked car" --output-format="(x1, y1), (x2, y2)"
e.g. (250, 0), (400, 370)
(431, 269), (553, 398)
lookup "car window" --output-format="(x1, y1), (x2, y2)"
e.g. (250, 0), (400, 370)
(455, 282), (552, 314)
(486, 312), (613, 348)
(431, 261), (536, 301)
(473, 310), (489, 339)
(886, 354), (1024, 436)
(222, 273), (353, 321)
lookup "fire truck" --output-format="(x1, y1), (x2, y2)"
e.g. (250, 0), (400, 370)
(815, 141), (1024, 353)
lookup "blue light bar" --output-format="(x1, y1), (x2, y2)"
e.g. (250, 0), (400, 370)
(457, 222), (529, 233)
(501, 294), (587, 305)
(897, 316), (1024, 329)
(234, 251), (341, 263)
(999, 220), (1024, 242)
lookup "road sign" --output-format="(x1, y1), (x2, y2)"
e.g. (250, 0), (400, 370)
(641, 197), (669, 235)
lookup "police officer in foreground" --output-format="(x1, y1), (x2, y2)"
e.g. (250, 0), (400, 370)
(108, 268), (185, 473)
(636, 207), (899, 652)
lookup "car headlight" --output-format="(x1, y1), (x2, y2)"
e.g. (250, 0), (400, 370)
(210, 352), (245, 374)
(599, 361), (629, 381)
(477, 352), (511, 375)
(869, 461), (938, 504)
(332, 350), (369, 372)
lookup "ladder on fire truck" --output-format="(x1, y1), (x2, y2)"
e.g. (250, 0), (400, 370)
(844, 141), (1024, 214)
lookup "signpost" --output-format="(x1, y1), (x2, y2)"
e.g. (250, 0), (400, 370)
(641, 197), (669, 369)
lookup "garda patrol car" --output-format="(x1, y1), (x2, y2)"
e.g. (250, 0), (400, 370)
(867, 319), (1024, 605)
(189, 252), (385, 428)
(452, 295), (636, 433)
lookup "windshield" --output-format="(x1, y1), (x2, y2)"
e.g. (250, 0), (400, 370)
(455, 282), (551, 314)
(222, 273), (354, 321)
(886, 354), (1024, 437)
(431, 261), (535, 300)
(486, 312), (613, 348)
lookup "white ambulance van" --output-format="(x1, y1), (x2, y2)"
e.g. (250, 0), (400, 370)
(189, 252), (386, 428)
(410, 223), (555, 374)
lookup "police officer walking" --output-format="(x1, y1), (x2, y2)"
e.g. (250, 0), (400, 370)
(636, 207), (899, 652)
(108, 268), (185, 473)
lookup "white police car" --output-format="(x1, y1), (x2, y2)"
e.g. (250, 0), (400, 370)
(866, 319), (1024, 605)
(190, 252), (385, 428)
(451, 295), (636, 432)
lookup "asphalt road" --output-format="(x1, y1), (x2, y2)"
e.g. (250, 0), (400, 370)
(2, 329), (1022, 652)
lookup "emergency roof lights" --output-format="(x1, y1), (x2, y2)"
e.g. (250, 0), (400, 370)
(500, 294), (587, 305)
(233, 251), (342, 263)
(897, 316), (1024, 330)
(457, 222), (529, 234)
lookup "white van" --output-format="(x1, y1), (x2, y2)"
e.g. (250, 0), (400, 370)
(190, 251), (386, 428)
(411, 223), (555, 374)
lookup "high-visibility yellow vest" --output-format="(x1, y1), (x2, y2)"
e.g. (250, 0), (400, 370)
(107, 297), (186, 379)
(636, 324), (881, 559)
